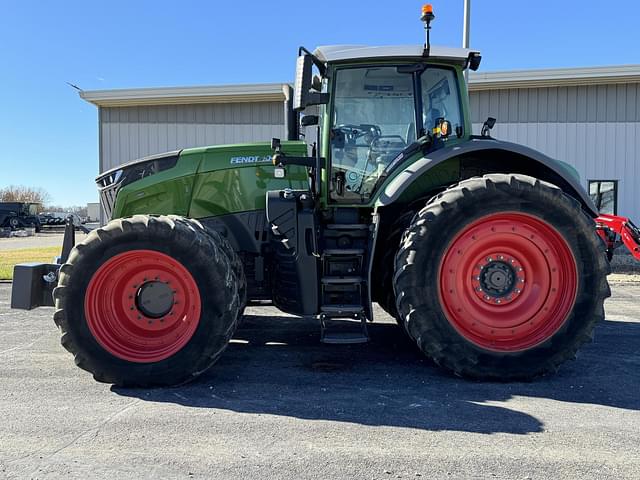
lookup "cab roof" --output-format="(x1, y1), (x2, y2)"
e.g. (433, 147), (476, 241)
(313, 45), (479, 66)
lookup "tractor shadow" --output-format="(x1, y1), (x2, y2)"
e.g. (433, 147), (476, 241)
(113, 310), (640, 435)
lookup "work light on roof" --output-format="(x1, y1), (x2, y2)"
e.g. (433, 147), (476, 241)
(421, 4), (435, 56)
(421, 4), (435, 21)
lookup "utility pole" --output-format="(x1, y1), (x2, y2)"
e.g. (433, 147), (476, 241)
(463, 0), (471, 83)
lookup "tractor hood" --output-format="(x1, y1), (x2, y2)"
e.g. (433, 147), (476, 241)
(102, 141), (309, 220)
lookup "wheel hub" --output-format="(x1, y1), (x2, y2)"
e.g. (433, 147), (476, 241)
(471, 254), (525, 305)
(135, 281), (174, 318)
(480, 261), (514, 296)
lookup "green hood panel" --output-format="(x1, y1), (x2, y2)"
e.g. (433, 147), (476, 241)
(189, 141), (309, 217)
(113, 141), (309, 219)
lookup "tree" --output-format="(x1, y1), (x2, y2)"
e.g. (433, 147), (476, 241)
(0, 185), (51, 211)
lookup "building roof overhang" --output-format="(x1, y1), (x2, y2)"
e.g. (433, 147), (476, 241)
(80, 65), (640, 107)
(80, 83), (290, 107)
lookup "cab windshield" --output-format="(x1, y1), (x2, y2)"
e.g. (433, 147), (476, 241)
(330, 65), (462, 202)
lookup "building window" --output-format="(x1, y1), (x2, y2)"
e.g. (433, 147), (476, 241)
(589, 180), (618, 215)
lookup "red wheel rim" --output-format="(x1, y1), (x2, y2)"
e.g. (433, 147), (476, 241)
(438, 212), (578, 352)
(84, 249), (201, 363)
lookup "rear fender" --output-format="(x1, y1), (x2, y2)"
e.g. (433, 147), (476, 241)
(375, 138), (598, 217)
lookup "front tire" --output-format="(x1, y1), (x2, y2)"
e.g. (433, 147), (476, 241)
(394, 174), (610, 380)
(53, 215), (241, 387)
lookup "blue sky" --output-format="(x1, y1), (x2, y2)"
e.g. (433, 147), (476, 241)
(1, 0), (639, 206)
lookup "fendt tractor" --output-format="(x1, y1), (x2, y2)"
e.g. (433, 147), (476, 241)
(11, 5), (640, 386)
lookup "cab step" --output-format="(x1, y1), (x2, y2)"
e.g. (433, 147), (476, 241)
(320, 315), (369, 344)
(320, 304), (363, 314)
(323, 248), (365, 256)
(325, 224), (369, 230)
(321, 276), (364, 284)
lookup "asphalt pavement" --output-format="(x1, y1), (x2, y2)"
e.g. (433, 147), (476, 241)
(0, 231), (88, 251)
(0, 281), (639, 479)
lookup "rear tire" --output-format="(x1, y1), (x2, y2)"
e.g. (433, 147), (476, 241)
(53, 215), (241, 387)
(394, 174), (610, 380)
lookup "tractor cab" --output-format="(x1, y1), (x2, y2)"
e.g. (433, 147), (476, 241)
(289, 44), (481, 205)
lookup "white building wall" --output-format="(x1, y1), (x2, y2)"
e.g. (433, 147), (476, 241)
(470, 83), (640, 220)
(99, 101), (285, 172)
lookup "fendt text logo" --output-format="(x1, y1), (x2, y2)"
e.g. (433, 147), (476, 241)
(229, 155), (272, 165)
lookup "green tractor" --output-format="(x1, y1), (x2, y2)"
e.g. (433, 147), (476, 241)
(12, 5), (640, 386)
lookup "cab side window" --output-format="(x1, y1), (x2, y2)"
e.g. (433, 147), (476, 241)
(421, 68), (462, 134)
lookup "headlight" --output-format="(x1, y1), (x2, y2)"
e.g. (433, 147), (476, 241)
(97, 152), (179, 190)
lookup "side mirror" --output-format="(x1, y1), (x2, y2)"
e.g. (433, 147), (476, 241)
(481, 117), (496, 137)
(439, 120), (452, 138)
(300, 115), (319, 127)
(467, 53), (482, 71)
(293, 53), (328, 111)
(293, 55), (312, 111)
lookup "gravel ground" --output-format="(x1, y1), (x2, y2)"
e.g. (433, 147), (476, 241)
(0, 280), (639, 480)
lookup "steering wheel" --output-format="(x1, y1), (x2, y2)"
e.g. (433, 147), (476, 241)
(334, 124), (382, 144)
(332, 124), (386, 196)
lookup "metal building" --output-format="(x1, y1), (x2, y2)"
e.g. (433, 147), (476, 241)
(81, 65), (640, 220)
(81, 84), (291, 173)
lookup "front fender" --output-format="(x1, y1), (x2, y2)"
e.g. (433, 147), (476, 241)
(375, 138), (598, 217)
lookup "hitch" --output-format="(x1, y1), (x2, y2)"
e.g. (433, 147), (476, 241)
(596, 214), (640, 261)
(60, 216), (78, 263)
(10, 216), (84, 310)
